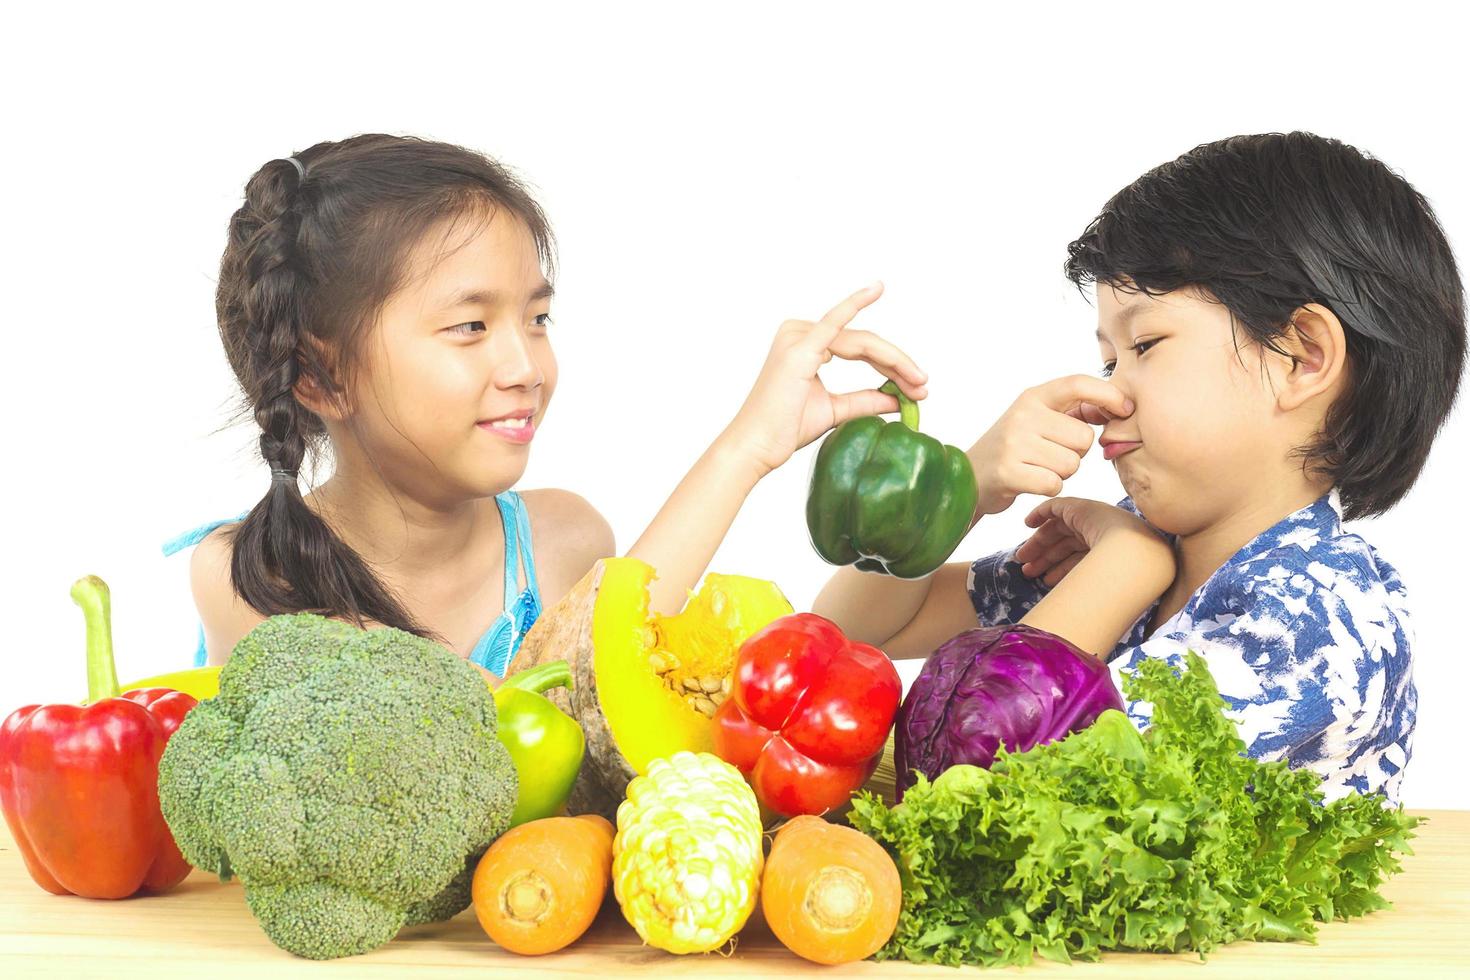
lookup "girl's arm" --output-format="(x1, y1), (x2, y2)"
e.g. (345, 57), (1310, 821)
(627, 283), (930, 615)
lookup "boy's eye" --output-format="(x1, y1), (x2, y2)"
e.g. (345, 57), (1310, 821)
(1100, 337), (1160, 376)
(448, 320), (486, 336)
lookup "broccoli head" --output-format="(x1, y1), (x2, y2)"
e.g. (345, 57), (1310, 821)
(157, 613), (518, 959)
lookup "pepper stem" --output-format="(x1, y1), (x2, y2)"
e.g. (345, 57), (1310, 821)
(71, 575), (119, 703)
(500, 659), (574, 696)
(880, 381), (920, 432)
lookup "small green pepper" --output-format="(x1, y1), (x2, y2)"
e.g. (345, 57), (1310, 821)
(494, 660), (586, 827)
(806, 381), (979, 579)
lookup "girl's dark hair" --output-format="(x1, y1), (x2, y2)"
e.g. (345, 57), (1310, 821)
(1063, 131), (1465, 521)
(216, 134), (556, 637)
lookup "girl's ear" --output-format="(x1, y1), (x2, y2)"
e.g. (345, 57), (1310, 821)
(294, 334), (351, 421)
(1276, 302), (1349, 413)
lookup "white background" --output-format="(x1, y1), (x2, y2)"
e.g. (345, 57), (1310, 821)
(2, 2), (1465, 808)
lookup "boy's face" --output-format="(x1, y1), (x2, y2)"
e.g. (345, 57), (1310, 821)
(1093, 280), (1294, 537)
(338, 208), (557, 505)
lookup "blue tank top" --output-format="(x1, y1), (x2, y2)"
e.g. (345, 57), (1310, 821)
(161, 489), (542, 677)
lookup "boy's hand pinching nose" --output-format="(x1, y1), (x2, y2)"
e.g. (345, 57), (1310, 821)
(966, 375), (1133, 517)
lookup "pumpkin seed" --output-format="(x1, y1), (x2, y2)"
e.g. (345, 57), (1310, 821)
(682, 677), (703, 693)
(710, 691), (726, 707)
(692, 696), (718, 717)
(699, 675), (723, 694)
(648, 652), (673, 674)
(721, 677), (732, 695)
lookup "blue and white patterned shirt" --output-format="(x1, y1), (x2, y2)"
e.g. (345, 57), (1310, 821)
(967, 488), (1416, 804)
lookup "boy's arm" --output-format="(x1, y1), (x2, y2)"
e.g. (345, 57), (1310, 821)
(1019, 528), (1175, 659)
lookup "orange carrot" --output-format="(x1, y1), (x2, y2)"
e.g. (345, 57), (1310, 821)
(761, 815), (902, 965)
(471, 814), (614, 955)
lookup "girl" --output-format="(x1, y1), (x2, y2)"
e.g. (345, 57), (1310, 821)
(815, 132), (1465, 805)
(164, 134), (928, 678)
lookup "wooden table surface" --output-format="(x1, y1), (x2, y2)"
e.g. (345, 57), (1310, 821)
(2, 811), (1466, 978)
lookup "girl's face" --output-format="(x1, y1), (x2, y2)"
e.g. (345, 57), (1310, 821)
(1093, 280), (1297, 536)
(341, 208), (557, 505)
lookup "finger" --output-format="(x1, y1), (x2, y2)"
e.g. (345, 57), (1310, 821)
(1034, 374), (1133, 419)
(1009, 464), (1066, 500)
(1014, 518), (1067, 562)
(1024, 502), (1055, 529)
(1039, 535), (1084, 569)
(812, 282), (886, 344)
(827, 387), (901, 428)
(1019, 515), (1075, 556)
(1063, 401), (1113, 426)
(826, 328), (930, 392)
(1038, 412), (1098, 456)
(1020, 533), (1081, 578)
(1025, 495), (1083, 528)
(1041, 551), (1086, 588)
(1020, 436), (1084, 484)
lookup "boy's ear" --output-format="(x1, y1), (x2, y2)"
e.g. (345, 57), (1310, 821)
(1276, 303), (1349, 413)
(293, 335), (350, 421)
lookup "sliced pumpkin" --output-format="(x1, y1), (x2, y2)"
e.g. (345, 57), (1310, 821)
(508, 558), (792, 819)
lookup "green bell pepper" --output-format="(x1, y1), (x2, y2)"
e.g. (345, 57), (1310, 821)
(494, 660), (586, 827)
(806, 381), (979, 579)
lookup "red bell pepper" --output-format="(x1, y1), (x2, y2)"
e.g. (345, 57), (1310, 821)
(711, 612), (901, 817)
(0, 576), (198, 898)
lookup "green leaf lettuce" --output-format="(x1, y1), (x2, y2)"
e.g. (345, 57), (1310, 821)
(848, 651), (1420, 967)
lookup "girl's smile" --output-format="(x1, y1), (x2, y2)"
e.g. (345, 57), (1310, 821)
(478, 408), (538, 445)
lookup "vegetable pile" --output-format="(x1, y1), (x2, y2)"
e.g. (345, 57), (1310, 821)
(157, 613), (519, 959)
(4, 564), (1421, 969)
(849, 651), (1420, 968)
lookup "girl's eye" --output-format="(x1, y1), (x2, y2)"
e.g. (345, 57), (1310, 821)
(532, 313), (554, 330)
(448, 320), (486, 336)
(1099, 362), (1115, 379)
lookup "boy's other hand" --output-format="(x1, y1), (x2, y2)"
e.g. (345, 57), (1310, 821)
(966, 374), (1134, 517)
(1014, 495), (1172, 587)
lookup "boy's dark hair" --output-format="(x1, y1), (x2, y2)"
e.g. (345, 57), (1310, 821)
(1063, 131), (1465, 521)
(215, 134), (555, 639)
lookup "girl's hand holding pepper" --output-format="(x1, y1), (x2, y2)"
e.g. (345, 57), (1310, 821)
(629, 282), (928, 616)
(719, 282), (930, 479)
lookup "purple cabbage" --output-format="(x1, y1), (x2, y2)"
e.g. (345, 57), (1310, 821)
(893, 623), (1124, 798)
